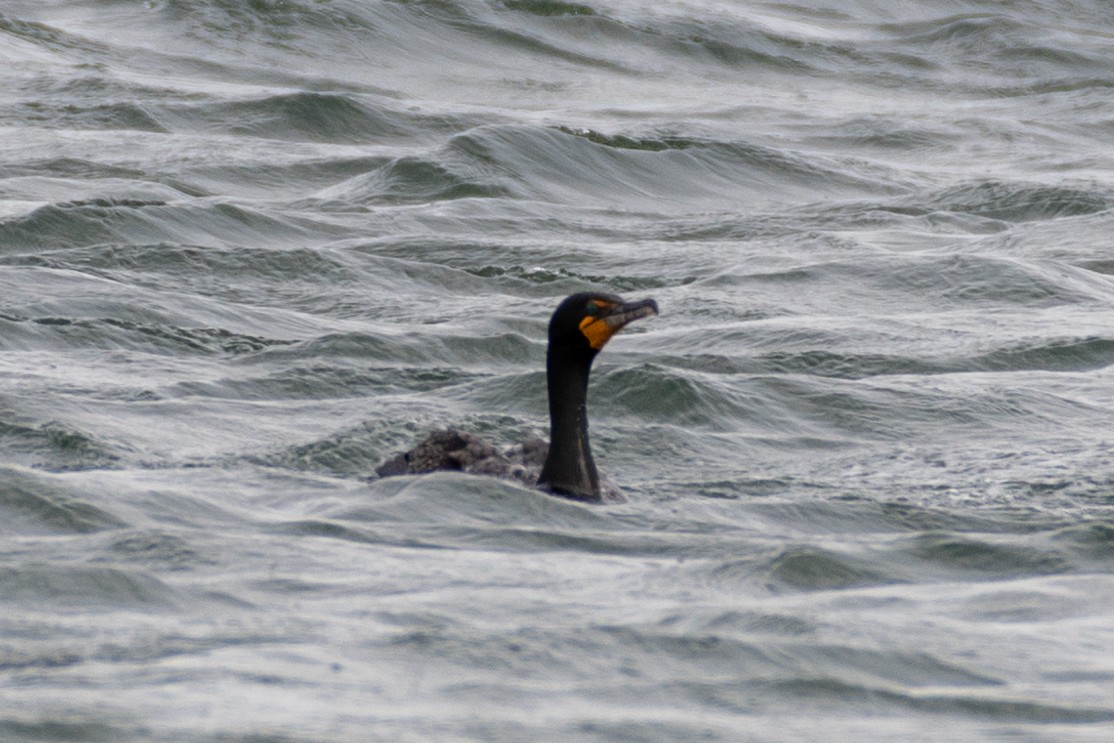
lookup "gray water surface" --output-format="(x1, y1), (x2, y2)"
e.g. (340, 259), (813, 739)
(2, 1), (1114, 740)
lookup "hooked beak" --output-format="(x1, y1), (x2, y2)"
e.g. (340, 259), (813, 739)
(582, 297), (659, 350)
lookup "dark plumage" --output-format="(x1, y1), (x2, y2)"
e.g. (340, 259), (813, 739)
(375, 292), (659, 502)
(375, 428), (548, 488)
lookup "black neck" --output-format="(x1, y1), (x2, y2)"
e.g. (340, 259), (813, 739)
(537, 348), (599, 500)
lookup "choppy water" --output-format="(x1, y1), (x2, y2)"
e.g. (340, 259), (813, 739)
(3, 1), (1114, 740)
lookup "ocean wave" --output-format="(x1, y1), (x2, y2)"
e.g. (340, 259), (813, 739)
(3, 0), (1114, 739)
(0, 465), (126, 531)
(0, 198), (326, 252)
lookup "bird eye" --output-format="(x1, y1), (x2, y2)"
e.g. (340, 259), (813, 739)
(585, 301), (599, 316)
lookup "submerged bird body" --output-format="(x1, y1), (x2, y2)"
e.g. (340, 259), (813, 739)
(375, 292), (658, 502)
(375, 428), (548, 488)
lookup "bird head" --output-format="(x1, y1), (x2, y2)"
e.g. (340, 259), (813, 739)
(547, 292), (659, 357)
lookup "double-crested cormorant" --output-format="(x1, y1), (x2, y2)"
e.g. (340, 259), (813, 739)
(375, 292), (659, 502)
